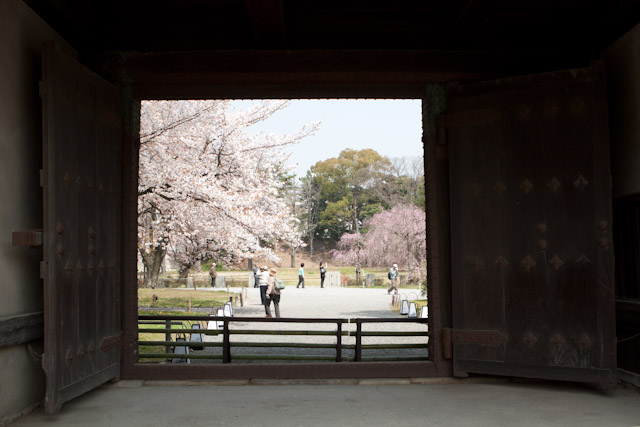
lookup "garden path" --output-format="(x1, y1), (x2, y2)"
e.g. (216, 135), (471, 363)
(194, 285), (428, 363)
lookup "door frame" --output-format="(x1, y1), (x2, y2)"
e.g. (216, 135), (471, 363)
(113, 52), (611, 381)
(115, 72), (455, 380)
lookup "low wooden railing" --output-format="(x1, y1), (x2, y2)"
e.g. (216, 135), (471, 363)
(137, 315), (429, 363)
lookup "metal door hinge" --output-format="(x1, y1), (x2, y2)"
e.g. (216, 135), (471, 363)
(100, 332), (124, 352)
(452, 329), (507, 346)
(442, 327), (507, 359)
(12, 230), (43, 247)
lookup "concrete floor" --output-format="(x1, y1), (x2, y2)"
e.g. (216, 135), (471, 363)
(7, 378), (640, 427)
(12, 289), (636, 426)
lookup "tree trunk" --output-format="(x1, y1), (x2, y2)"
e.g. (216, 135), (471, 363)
(178, 265), (191, 278)
(290, 247), (296, 268)
(140, 246), (167, 288)
(352, 204), (359, 234)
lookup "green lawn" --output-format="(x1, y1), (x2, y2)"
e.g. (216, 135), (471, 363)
(137, 308), (210, 362)
(138, 288), (234, 308)
(137, 288), (232, 360)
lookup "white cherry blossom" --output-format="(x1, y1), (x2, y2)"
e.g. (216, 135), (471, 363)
(138, 100), (319, 282)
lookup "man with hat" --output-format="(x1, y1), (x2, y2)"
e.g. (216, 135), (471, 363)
(257, 265), (270, 305)
(264, 267), (281, 318)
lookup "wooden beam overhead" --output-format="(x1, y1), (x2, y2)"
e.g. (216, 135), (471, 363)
(245, 0), (287, 49)
(117, 49), (586, 99)
(23, 0), (640, 58)
(452, 0), (501, 38)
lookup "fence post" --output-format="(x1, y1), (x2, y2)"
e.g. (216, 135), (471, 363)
(223, 319), (231, 363)
(336, 322), (342, 362)
(165, 319), (171, 361)
(355, 319), (362, 362)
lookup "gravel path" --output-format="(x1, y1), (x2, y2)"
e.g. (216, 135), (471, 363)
(182, 285), (429, 363)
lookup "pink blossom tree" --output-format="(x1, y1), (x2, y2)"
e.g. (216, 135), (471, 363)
(138, 100), (318, 285)
(330, 232), (366, 283)
(332, 204), (426, 282)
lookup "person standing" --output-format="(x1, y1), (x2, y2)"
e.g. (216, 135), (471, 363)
(209, 264), (217, 288)
(319, 262), (326, 288)
(387, 263), (399, 295)
(296, 263), (305, 288)
(252, 264), (260, 288)
(257, 265), (269, 305)
(265, 267), (281, 318)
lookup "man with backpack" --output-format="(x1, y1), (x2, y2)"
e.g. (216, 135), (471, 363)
(265, 267), (283, 318)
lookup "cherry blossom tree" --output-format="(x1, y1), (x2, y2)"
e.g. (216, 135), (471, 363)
(138, 99), (318, 285)
(331, 232), (363, 264)
(331, 204), (426, 282)
(330, 232), (366, 284)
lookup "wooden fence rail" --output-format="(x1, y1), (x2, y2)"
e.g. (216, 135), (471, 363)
(138, 315), (428, 363)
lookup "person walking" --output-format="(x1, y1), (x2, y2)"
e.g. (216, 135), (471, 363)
(257, 265), (269, 305)
(264, 267), (281, 318)
(319, 262), (326, 288)
(296, 263), (305, 288)
(387, 263), (399, 295)
(209, 264), (217, 288)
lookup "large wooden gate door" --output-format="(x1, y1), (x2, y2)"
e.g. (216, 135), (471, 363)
(41, 42), (122, 413)
(447, 65), (616, 383)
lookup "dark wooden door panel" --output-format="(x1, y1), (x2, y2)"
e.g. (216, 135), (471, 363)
(42, 42), (122, 414)
(448, 107), (505, 364)
(448, 66), (616, 383)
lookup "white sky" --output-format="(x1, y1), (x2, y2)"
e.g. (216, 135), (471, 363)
(232, 99), (424, 178)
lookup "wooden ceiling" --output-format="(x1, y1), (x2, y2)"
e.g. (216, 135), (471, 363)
(23, 0), (640, 96)
(24, 0), (640, 56)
